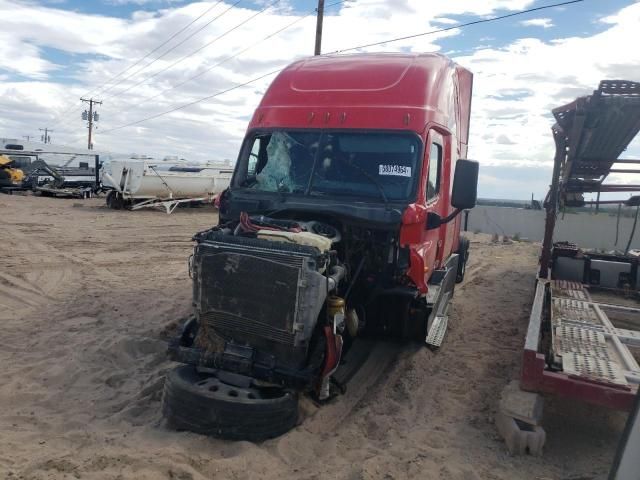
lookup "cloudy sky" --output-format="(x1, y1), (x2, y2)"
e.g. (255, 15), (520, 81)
(0, 0), (639, 199)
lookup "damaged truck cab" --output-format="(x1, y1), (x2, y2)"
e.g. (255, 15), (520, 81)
(163, 53), (478, 440)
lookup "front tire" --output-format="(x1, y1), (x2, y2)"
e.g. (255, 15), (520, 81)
(106, 191), (124, 210)
(162, 365), (298, 441)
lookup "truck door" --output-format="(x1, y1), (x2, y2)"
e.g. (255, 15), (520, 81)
(423, 130), (447, 271)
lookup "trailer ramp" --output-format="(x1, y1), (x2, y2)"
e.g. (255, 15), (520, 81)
(550, 280), (640, 388)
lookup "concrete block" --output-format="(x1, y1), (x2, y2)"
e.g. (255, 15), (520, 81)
(495, 411), (546, 456)
(499, 380), (544, 426)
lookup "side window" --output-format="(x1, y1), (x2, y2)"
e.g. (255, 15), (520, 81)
(10, 156), (31, 168)
(426, 143), (442, 202)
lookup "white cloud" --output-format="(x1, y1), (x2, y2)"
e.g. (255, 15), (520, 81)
(432, 17), (458, 25)
(106, 0), (186, 5)
(455, 1), (640, 178)
(0, 0), (131, 76)
(1, 0), (532, 144)
(519, 17), (554, 28)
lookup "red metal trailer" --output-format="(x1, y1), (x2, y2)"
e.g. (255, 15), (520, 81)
(522, 80), (640, 412)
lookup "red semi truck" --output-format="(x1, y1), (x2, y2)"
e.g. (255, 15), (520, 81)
(163, 53), (478, 439)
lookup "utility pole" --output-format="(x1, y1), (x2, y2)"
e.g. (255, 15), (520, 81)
(23, 135), (33, 142)
(81, 97), (102, 150)
(39, 128), (53, 144)
(314, 0), (324, 55)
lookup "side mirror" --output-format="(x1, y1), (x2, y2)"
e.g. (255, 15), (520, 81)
(451, 159), (479, 210)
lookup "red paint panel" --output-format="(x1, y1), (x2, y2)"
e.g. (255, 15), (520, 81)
(250, 53), (472, 135)
(521, 349), (636, 412)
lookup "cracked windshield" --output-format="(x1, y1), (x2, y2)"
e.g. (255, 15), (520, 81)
(241, 131), (421, 201)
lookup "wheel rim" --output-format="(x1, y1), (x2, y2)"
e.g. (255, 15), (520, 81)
(193, 374), (290, 402)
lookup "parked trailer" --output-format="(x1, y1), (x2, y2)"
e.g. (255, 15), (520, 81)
(0, 149), (101, 198)
(521, 81), (640, 421)
(34, 185), (95, 199)
(101, 158), (232, 213)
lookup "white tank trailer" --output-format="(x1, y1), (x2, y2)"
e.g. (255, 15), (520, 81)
(101, 158), (233, 213)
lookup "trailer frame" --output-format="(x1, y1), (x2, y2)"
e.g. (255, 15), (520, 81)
(129, 196), (210, 214)
(522, 80), (640, 412)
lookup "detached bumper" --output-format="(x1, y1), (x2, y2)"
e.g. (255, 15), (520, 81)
(167, 321), (314, 390)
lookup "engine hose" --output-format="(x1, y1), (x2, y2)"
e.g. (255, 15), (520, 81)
(327, 265), (346, 292)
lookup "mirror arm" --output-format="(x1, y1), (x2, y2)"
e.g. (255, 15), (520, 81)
(441, 208), (462, 225)
(426, 209), (462, 230)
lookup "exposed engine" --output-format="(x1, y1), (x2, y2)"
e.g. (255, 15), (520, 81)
(188, 211), (410, 399)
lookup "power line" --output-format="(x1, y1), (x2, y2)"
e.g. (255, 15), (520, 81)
(332, 0), (585, 53)
(123, 0), (348, 108)
(108, 0), (280, 100)
(52, 0), (346, 131)
(322, 0), (349, 10)
(50, 0), (226, 127)
(51, 102), (86, 129)
(52, 103), (90, 133)
(63, 131), (95, 148)
(90, 0), (225, 97)
(98, 0), (582, 134)
(99, 68), (282, 134)
(98, 0), (243, 99)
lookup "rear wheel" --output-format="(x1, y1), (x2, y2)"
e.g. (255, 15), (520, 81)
(106, 191), (124, 210)
(456, 237), (470, 283)
(162, 365), (298, 441)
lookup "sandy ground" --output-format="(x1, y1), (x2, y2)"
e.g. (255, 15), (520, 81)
(0, 194), (628, 480)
